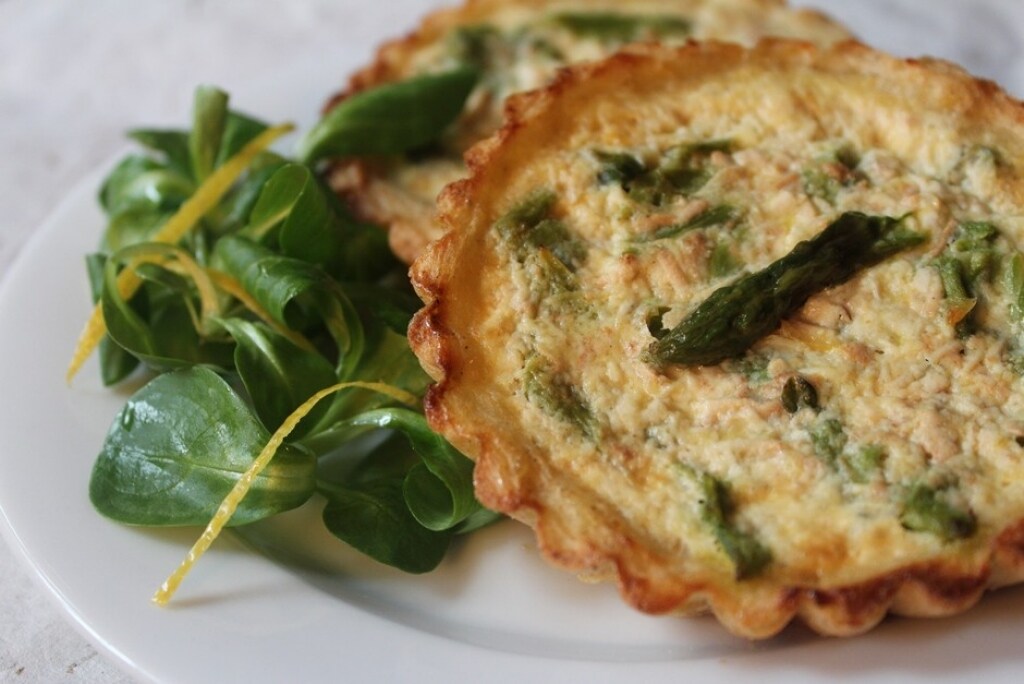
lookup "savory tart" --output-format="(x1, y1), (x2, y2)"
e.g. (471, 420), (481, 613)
(409, 40), (1024, 638)
(324, 0), (851, 263)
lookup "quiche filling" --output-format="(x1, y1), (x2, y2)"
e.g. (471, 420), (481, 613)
(388, 8), (704, 198)
(482, 129), (1023, 585)
(410, 40), (1024, 637)
(329, 1), (851, 263)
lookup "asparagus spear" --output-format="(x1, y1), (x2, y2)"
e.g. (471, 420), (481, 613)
(646, 212), (925, 367)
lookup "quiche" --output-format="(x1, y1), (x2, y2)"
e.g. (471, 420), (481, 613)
(324, 0), (851, 263)
(409, 40), (1024, 638)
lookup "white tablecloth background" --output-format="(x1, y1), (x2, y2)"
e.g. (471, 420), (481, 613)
(2, 1), (1022, 681)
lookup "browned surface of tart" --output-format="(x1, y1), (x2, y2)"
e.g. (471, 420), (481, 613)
(323, 0), (851, 263)
(409, 40), (1024, 638)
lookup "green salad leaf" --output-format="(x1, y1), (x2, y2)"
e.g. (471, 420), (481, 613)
(82, 86), (499, 584)
(245, 162), (340, 264)
(320, 437), (452, 574)
(219, 318), (338, 437)
(101, 244), (234, 372)
(127, 129), (192, 177)
(85, 253), (140, 386)
(341, 408), (480, 531)
(90, 367), (316, 526)
(189, 85), (230, 182)
(297, 67), (479, 163)
(214, 235), (365, 378)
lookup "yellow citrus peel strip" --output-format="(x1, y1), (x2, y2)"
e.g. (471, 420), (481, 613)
(207, 269), (316, 353)
(145, 248), (222, 333)
(65, 123), (295, 384)
(153, 381), (419, 606)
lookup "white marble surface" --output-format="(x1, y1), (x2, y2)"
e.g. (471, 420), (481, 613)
(1, 0), (1023, 682)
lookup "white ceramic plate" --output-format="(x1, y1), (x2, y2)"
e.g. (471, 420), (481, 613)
(3, 1), (1024, 681)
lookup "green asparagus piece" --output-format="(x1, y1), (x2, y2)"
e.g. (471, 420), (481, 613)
(801, 144), (861, 204)
(809, 417), (846, 469)
(593, 140), (731, 206)
(1004, 252), (1024, 323)
(707, 240), (741, 279)
(631, 204), (736, 243)
(934, 220), (998, 338)
(781, 376), (819, 413)
(593, 150), (645, 186)
(551, 12), (692, 42)
(808, 415), (886, 484)
(935, 255), (977, 337)
(953, 221), (999, 282)
(1002, 251), (1024, 372)
(724, 353), (771, 384)
(682, 466), (771, 580)
(645, 306), (671, 340)
(645, 212), (925, 367)
(448, 24), (503, 72)
(522, 355), (599, 440)
(900, 483), (977, 542)
(496, 189), (586, 270)
(495, 188), (557, 237)
(801, 167), (842, 204)
(844, 444), (886, 484)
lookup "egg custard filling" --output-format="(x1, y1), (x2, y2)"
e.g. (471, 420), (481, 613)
(411, 41), (1024, 637)
(324, 0), (851, 262)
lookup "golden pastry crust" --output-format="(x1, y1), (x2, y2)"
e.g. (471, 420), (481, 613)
(409, 40), (1024, 638)
(323, 0), (852, 263)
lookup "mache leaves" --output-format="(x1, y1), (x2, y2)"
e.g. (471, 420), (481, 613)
(82, 87), (497, 593)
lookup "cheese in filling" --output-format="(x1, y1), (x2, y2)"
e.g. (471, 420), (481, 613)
(462, 68), (1024, 588)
